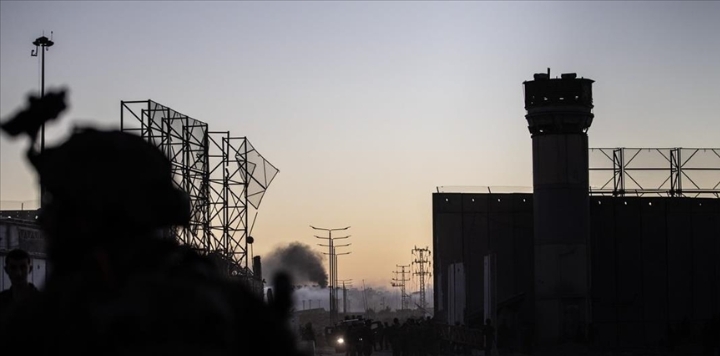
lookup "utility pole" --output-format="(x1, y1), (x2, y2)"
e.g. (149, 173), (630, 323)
(392, 264), (411, 310)
(412, 246), (432, 310)
(339, 279), (353, 314)
(362, 279), (369, 313)
(312, 225), (351, 323)
(320, 244), (351, 317)
(31, 31), (55, 208)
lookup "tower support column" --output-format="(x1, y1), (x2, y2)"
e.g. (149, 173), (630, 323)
(523, 71), (595, 347)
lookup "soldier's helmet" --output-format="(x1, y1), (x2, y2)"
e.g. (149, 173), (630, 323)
(0, 89), (190, 234)
(33, 128), (190, 232)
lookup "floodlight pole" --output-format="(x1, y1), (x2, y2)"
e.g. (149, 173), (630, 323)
(31, 32), (54, 209)
(31, 33), (54, 154)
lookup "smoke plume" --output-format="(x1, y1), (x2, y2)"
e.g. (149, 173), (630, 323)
(264, 241), (328, 288)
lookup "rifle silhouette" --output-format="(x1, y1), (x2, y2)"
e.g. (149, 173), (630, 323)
(0, 89), (68, 149)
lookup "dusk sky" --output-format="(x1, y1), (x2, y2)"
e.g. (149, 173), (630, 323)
(1, 1), (718, 287)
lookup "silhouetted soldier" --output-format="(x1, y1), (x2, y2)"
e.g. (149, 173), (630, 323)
(703, 314), (720, 356)
(346, 322), (361, 356)
(389, 317), (402, 356)
(400, 318), (412, 356)
(0, 249), (40, 319)
(361, 319), (374, 356)
(483, 318), (496, 356)
(418, 317), (436, 356)
(374, 320), (385, 351)
(383, 321), (391, 350)
(302, 322), (316, 343)
(497, 319), (510, 353)
(0, 89), (302, 355)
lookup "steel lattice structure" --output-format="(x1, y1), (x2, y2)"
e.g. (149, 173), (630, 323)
(589, 147), (720, 198)
(120, 100), (278, 274)
(411, 246), (431, 311)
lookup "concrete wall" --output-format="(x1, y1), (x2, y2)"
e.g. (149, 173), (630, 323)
(590, 197), (720, 351)
(433, 193), (533, 329)
(433, 193), (720, 351)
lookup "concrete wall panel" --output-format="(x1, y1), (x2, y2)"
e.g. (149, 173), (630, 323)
(490, 196), (516, 308)
(666, 199), (694, 322)
(640, 198), (668, 348)
(463, 209), (487, 321)
(434, 192), (720, 352)
(433, 193), (464, 321)
(590, 197), (616, 319)
(614, 198), (643, 324)
(690, 199), (719, 320)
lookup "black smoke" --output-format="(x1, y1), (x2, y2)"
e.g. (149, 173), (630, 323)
(263, 242), (328, 288)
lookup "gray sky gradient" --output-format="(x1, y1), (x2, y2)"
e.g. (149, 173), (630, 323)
(1, 1), (718, 285)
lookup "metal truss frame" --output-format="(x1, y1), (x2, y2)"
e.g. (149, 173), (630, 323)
(120, 100), (210, 248)
(589, 147), (720, 198)
(207, 133), (250, 274)
(120, 100), (278, 274)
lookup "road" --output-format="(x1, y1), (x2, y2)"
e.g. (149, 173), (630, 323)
(315, 346), (393, 356)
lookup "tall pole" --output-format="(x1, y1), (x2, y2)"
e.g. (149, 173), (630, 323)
(31, 32), (55, 208)
(336, 249), (350, 312)
(31, 33), (55, 154)
(339, 279), (352, 314)
(412, 246), (432, 310)
(312, 225), (351, 323)
(392, 264), (411, 310)
(391, 270), (402, 310)
(321, 243), (351, 317)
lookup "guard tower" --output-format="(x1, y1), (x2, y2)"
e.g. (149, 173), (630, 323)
(523, 70), (594, 346)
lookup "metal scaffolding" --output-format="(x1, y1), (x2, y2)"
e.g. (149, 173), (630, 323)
(589, 148), (720, 198)
(120, 100), (278, 274)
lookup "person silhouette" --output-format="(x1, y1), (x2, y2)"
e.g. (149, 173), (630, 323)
(0, 89), (302, 356)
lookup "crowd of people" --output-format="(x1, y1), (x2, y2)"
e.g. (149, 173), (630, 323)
(318, 315), (496, 356)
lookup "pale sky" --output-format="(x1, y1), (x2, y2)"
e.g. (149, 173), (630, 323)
(1, 1), (719, 287)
